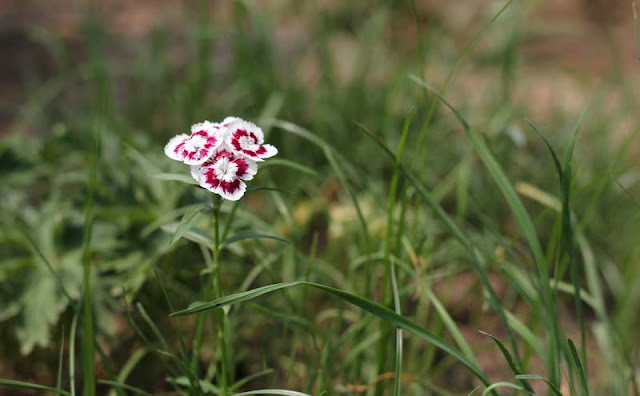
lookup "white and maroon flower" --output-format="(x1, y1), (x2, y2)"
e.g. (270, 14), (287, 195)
(226, 120), (277, 161)
(164, 122), (223, 165)
(197, 150), (258, 201)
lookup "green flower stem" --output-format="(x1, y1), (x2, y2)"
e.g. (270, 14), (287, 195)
(211, 196), (230, 396)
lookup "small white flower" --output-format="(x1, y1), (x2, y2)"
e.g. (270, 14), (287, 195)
(164, 116), (277, 201)
(164, 123), (223, 165)
(226, 120), (278, 161)
(198, 150), (258, 201)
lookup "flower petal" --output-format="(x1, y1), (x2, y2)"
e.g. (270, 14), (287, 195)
(198, 165), (221, 193)
(256, 143), (278, 159)
(181, 130), (222, 165)
(217, 179), (246, 201)
(164, 134), (189, 161)
(190, 165), (201, 183)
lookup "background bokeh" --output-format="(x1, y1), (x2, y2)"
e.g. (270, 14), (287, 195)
(1, 1), (639, 395)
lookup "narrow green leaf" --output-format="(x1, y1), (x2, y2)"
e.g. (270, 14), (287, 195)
(568, 338), (589, 396)
(260, 159), (318, 176)
(515, 375), (563, 396)
(171, 206), (204, 245)
(525, 119), (563, 182)
(153, 172), (198, 185)
(481, 382), (529, 396)
(56, 325), (65, 396)
(230, 369), (275, 391)
(69, 312), (78, 396)
(170, 281), (490, 387)
(223, 232), (288, 246)
(80, 131), (100, 396)
(410, 77), (548, 295)
(161, 223), (214, 248)
(0, 379), (72, 396)
(479, 331), (533, 393)
(98, 380), (153, 396)
(233, 389), (312, 396)
(356, 120), (523, 386)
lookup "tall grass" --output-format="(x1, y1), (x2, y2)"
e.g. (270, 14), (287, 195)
(1, 1), (639, 395)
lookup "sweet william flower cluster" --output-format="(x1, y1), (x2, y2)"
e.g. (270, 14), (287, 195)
(164, 117), (277, 201)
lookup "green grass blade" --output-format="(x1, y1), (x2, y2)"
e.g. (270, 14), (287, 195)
(80, 133), (100, 396)
(223, 232), (288, 247)
(171, 205), (204, 245)
(568, 338), (589, 396)
(410, 77), (548, 293)
(15, 218), (74, 303)
(98, 380), (153, 396)
(233, 389), (312, 396)
(0, 380), (72, 396)
(390, 111), (413, 396)
(563, 109), (588, 373)
(161, 223), (214, 248)
(356, 121), (522, 386)
(69, 312), (78, 396)
(634, 1), (640, 62)
(153, 172), (199, 185)
(515, 375), (563, 396)
(170, 281), (491, 387)
(479, 331), (533, 393)
(260, 158), (318, 176)
(230, 369), (275, 391)
(271, 120), (370, 246)
(377, 109), (414, 395)
(56, 325), (65, 396)
(481, 382), (530, 396)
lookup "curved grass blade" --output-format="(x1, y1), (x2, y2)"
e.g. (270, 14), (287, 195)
(171, 206), (204, 245)
(161, 223), (214, 248)
(479, 331), (533, 393)
(271, 120), (370, 247)
(355, 121), (522, 387)
(230, 369), (275, 391)
(260, 159), (318, 176)
(410, 77), (548, 295)
(153, 172), (198, 185)
(170, 281), (491, 387)
(233, 389), (312, 396)
(56, 325), (65, 396)
(515, 375), (563, 396)
(568, 338), (589, 396)
(223, 232), (288, 247)
(0, 380), (72, 396)
(481, 382), (531, 396)
(98, 380), (153, 396)
(80, 132), (100, 396)
(406, 79), (560, 381)
(634, 1), (640, 62)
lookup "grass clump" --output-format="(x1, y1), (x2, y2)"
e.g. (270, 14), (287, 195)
(1, 1), (639, 395)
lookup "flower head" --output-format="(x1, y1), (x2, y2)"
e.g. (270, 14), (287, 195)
(164, 122), (222, 165)
(226, 120), (278, 161)
(164, 116), (276, 201)
(196, 150), (257, 201)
